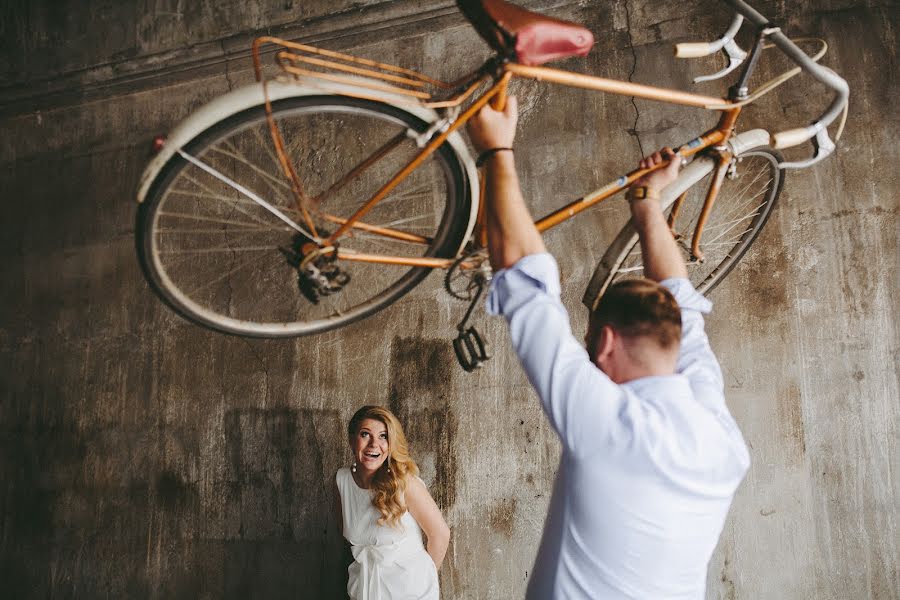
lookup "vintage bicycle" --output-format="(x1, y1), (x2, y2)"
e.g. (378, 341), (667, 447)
(135, 0), (849, 370)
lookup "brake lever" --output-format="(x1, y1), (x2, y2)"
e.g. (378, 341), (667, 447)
(779, 128), (836, 169)
(694, 39), (748, 83)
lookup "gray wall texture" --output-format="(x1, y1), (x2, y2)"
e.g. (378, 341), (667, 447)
(1, 0), (897, 598)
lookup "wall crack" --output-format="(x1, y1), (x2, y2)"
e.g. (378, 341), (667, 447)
(623, 0), (645, 157)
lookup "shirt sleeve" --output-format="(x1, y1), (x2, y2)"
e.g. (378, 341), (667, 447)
(660, 278), (724, 399)
(486, 253), (642, 456)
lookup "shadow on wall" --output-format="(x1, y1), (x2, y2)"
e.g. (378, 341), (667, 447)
(386, 336), (459, 512)
(220, 407), (348, 598)
(0, 403), (350, 599)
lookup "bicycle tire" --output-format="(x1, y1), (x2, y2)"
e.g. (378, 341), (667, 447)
(137, 95), (472, 337)
(582, 148), (784, 309)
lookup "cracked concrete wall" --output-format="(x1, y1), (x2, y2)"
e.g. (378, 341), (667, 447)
(1, 1), (897, 598)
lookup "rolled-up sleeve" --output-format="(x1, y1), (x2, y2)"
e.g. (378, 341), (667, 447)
(661, 278), (724, 398)
(487, 253), (640, 456)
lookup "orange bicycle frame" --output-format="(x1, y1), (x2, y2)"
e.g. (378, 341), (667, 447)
(251, 37), (741, 269)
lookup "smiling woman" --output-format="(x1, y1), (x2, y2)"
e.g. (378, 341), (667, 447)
(335, 406), (451, 600)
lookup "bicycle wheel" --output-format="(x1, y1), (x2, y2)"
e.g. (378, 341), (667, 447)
(583, 148), (784, 308)
(137, 95), (471, 337)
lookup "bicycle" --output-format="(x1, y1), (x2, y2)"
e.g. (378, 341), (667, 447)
(135, 0), (849, 371)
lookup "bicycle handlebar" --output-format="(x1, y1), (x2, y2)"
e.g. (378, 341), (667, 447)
(723, 0), (849, 166)
(678, 0), (849, 167)
(675, 14), (744, 58)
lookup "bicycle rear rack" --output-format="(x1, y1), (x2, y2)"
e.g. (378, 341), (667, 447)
(251, 36), (488, 108)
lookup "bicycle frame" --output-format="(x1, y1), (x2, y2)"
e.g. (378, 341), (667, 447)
(251, 37), (742, 270)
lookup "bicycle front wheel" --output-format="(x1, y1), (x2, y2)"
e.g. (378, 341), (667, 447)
(583, 148), (784, 307)
(137, 95), (471, 337)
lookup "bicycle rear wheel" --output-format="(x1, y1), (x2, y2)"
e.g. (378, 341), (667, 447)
(583, 148), (784, 308)
(137, 95), (471, 337)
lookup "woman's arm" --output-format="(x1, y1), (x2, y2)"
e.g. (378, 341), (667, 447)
(333, 478), (344, 537)
(406, 477), (450, 569)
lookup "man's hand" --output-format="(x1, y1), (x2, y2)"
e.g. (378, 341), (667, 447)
(467, 96), (518, 154)
(631, 147), (682, 199)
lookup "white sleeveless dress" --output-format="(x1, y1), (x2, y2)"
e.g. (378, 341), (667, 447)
(336, 467), (440, 600)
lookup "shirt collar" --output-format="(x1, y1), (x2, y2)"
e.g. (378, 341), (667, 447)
(621, 373), (692, 397)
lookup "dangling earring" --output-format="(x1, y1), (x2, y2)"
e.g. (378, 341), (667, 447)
(351, 461), (357, 473)
(386, 458), (391, 473)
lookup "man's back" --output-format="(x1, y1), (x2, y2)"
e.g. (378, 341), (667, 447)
(486, 254), (749, 599)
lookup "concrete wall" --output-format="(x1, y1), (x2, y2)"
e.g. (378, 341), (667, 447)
(1, 1), (897, 598)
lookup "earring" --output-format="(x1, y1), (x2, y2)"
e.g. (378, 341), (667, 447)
(386, 458), (391, 473)
(351, 461), (357, 473)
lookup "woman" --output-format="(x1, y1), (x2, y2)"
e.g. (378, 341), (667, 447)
(335, 405), (450, 600)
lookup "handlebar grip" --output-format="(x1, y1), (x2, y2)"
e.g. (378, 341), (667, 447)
(772, 126), (815, 149)
(675, 42), (714, 58)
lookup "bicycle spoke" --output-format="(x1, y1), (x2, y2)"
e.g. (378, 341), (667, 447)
(155, 227), (286, 234)
(178, 149), (312, 237)
(180, 171), (281, 231)
(209, 142), (294, 201)
(156, 210), (295, 230)
(167, 187), (277, 210)
(618, 265), (644, 273)
(702, 200), (767, 244)
(158, 245), (281, 255)
(712, 167), (771, 223)
(181, 250), (273, 298)
(250, 126), (283, 173)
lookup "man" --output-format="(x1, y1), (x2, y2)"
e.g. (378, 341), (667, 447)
(468, 96), (750, 599)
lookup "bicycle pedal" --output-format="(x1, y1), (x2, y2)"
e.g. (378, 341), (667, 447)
(453, 326), (490, 372)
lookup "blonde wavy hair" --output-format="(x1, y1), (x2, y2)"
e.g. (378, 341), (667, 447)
(348, 405), (419, 528)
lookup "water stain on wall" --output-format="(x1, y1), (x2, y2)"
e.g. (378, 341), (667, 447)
(776, 382), (807, 460)
(487, 498), (517, 538)
(386, 336), (458, 511)
(720, 550), (736, 600)
(739, 217), (790, 323)
(219, 407), (345, 596)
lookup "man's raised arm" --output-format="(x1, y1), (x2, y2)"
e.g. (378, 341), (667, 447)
(466, 97), (546, 270)
(629, 150), (724, 390)
(628, 148), (688, 282)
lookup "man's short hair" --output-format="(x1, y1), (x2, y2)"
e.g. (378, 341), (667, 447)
(589, 279), (682, 350)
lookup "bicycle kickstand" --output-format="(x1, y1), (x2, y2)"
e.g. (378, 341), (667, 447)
(452, 279), (490, 372)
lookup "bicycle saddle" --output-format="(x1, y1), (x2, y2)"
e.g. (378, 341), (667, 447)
(457, 0), (594, 66)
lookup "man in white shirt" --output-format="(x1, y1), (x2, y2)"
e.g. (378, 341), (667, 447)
(468, 96), (751, 599)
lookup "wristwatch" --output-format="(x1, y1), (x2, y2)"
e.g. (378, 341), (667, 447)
(626, 186), (659, 201)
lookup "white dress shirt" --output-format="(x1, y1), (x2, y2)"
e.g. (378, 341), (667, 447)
(486, 253), (750, 600)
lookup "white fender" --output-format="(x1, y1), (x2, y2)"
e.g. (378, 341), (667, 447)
(137, 78), (480, 252)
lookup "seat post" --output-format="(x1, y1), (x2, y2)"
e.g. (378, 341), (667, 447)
(456, 0), (516, 55)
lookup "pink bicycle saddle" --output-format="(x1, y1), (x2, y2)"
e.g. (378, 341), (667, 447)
(457, 0), (594, 66)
